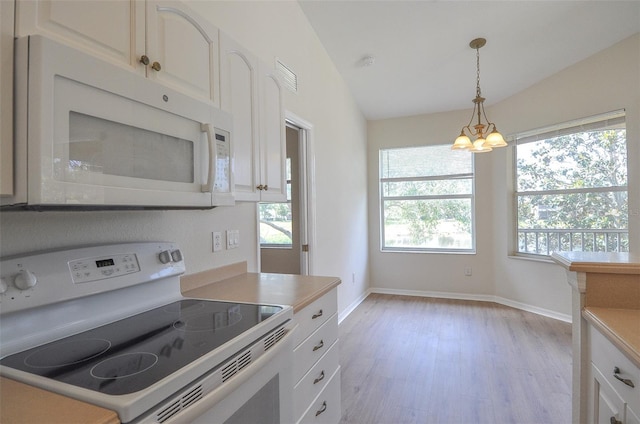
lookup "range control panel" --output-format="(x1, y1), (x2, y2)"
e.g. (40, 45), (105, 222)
(0, 242), (185, 315)
(69, 253), (141, 284)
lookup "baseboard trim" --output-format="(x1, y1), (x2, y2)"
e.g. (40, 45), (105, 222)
(338, 289), (371, 324)
(368, 287), (572, 323)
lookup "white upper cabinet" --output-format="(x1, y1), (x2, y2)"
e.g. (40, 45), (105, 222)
(0, 0), (14, 196)
(145, 1), (219, 106)
(16, 0), (219, 106)
(16, 0), (145, 73)
(220, 32), (286, 202)
(258, 63), (287, 202)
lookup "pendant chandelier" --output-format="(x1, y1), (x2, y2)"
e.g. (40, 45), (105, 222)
(451, 38), (506, 153)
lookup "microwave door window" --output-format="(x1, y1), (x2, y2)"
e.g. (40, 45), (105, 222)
(67, 112), (195, 185)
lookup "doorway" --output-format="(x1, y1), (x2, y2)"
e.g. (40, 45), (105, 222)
(259, 117), (312, 275)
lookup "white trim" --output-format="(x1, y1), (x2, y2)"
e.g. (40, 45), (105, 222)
(368, 287), (572, 323)
(285, 111), (316, 275)
(338, 289), (370, 324)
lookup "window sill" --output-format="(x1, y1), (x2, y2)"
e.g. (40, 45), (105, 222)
(507, 254), (556, 264)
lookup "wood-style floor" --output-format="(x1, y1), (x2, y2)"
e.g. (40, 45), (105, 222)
(338, 294), (572, 424)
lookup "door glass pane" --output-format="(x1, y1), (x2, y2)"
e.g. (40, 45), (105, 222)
(68, 112), (194, 183)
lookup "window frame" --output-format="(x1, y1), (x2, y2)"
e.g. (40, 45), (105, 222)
(511, 110), (628, 258)
(379, 144), (477, 254)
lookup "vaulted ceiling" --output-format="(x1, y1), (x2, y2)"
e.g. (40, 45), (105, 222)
(298, 1), (640, 120)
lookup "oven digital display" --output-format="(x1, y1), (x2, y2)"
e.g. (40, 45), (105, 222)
(96, 258), (115, 268)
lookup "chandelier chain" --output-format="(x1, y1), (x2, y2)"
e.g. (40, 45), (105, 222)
(476, 46), (482, 98)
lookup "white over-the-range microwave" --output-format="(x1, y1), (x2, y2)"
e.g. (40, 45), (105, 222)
(2, 35), (234, 210)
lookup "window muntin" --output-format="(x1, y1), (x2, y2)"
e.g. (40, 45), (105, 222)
(514, 111), (628, 256)
(380, 145), (475, 252)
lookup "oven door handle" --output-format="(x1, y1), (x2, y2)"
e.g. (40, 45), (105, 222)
(163, 325), (296, 424)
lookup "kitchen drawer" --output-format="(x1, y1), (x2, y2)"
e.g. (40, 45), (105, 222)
(297, 367), (341, 424)
(294, 340), (340, 419)
(294, 313), (338, 383)
(590, 324), (640, 413)
(293, 288), (337, 347)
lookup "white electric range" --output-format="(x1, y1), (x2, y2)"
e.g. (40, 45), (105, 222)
(0, 242), (294, 423)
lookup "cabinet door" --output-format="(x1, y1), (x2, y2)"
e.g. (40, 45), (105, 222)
(15, 0), (145, 74)
(146, 0), (220, 106)
(0, 0), (14, 196)
(220, 33), (260, 201)
(258, 62), (287, 202)
(592, 364), (625, 424)
(628, 407), (640, 424)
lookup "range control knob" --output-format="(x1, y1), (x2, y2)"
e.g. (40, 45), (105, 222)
(14, 270), (37, 291)
(158, 250), (172, 264)
(171, 249), (183, 262)
(0, 277), (8, 294)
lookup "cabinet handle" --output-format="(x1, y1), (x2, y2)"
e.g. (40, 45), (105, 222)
(312, 339), (324, 352)
(315, 401), (327, 417)
(256, 184), (264, 191)
(151, 61), (162, 72)
(313, 370), (325, 384)
(613, 367), (635, 388)
(263, 184), (268, 191)
(140, 55), (150, 65)
(610, 416), (622, 424)
(312, 309), (323, 319)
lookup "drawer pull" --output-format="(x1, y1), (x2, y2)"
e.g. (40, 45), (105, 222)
(613, 367), (635, 388)
(610, 416), (622, 424)
(314, 370), (325, 384)
(315, 401), (327, 417)
(312, 340), (324, 352)
(312, 309), (323, 319)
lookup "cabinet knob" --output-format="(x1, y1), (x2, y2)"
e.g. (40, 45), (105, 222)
(263, 185), (268, 191)
(256, 184), (265, 191)
(610, 416), (622, 424)
(140, 55), (150, 65)
(151, 61), (162, 72)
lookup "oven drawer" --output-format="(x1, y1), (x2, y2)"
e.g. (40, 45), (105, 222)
(294, 340), (340, 419)
(294, 313), (338, 383)
(589, 324), (640, 413)
(293, 288), (337, 347)
(297, 367), (341, 424)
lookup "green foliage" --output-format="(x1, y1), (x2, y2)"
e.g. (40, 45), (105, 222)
(517, 129), (628, 231)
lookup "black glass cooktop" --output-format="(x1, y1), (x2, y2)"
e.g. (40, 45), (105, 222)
(0, 299), (282, 395)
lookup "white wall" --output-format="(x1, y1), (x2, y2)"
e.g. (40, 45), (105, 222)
(367, 34), (640, 318)
(0, 1), (369, 317)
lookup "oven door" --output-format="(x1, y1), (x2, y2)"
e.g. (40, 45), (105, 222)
(163, 327), (295, 424)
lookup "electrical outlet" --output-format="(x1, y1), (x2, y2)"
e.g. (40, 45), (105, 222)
(212, 232), (223, 252)
(464, 267), (472, 276)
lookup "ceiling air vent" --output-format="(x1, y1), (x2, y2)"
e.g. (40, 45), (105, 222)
(276, 59), (298, 93)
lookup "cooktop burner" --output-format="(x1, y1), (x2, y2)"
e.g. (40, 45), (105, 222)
(0, 299), (282, 395)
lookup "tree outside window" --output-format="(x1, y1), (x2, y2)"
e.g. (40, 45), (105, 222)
(515, 111), (628, 255)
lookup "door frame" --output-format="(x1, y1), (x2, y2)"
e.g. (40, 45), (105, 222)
(286, 112), (316, 275)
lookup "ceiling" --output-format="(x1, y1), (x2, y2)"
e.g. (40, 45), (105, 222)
(298, 1), (640, 120)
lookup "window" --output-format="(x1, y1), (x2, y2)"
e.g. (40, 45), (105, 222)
(380, 144), (475, 252)
(259, 158), (292, 247)
(514, 110), (628, 256)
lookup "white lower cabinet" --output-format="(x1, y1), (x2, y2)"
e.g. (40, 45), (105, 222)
(588, 324), (640, 424)
(291, 288), (341, 424)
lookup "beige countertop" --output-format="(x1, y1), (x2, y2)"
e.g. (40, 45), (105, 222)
(0, 263), (340, 423)
(552, 251), (640, 368)
(583, 307), (640, 368)
(181, 262), (342, 313)
(0, 377), (119, 424)
(551, 251), (640, 274)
